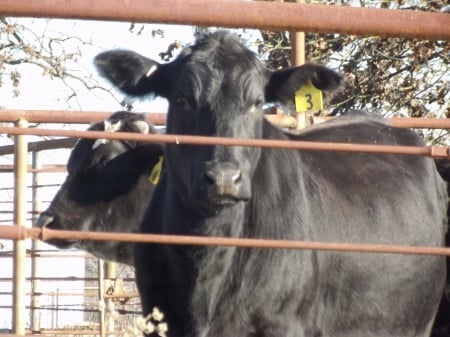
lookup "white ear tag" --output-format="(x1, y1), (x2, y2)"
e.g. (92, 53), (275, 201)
(146, 65), (158, 77)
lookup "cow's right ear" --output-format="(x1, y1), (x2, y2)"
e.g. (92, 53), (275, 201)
(265, 64), (342, 104)
(132, 119), (151, 134)
(94, 50), (169, 98)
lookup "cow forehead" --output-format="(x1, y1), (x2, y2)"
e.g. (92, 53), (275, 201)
(175, 33), (265, 82)
(67, 138), (126, 175)
(180, 65), (262, 99)
(174, 54), (267, 109)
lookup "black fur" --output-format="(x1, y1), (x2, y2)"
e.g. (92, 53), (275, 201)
(432, 159), (450, 337)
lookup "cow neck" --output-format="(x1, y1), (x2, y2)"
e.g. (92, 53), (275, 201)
(248, 121), (311, 239)
(192, 201), (247, 325)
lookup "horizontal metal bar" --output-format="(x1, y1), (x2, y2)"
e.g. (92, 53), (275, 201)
(0, 164), (66, 173)
(1, 110), (450, 129)
(0, 110), (167, 125)
(1, 224), (450, 257)
(0, 290), (139, 298)
(0, 138), (76, 156)
(0, 0), (449, 40)
(1, 125), (449, 158)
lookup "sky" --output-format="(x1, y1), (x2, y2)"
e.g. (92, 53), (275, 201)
(0, 19), (260, 113)
(0, 18), (199, 112)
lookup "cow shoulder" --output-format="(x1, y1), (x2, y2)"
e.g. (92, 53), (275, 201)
(294, 111), (424, 146)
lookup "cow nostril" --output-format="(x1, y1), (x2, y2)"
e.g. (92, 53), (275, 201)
(203, 168), (242, 186)
(203, 170), (216, 186)
(231, 170), (242, 184)
(36, 213), (55, 228)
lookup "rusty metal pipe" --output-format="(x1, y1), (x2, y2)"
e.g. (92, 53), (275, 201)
(1, 225), (450, 257)
(0, 0), (449, 41)
(1, 110), (450, 129)
(0, 165), (67, 173)
(0, 125), (449, 158)
(0, 291), (139, 298)
(0, 110), (166, 125)
(310, 116), (450, 129)
(291, 0), (306, 67)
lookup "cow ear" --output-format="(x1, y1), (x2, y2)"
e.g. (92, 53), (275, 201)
(265, 64), (342, 104)
(94, 50), (168, 97)
(132, 120), (150, 134)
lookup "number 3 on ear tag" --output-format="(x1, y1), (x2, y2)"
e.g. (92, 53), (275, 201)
(294, 81), (323, 113)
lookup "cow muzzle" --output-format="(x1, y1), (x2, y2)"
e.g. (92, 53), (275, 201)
(202, 162), (250, 204)
(35, 211), (76, 248)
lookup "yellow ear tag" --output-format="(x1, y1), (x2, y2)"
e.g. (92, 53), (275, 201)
(294, 81), (323, 113)
(148, 156), (164, 185)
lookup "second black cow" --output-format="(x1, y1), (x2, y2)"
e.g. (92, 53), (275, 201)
(36, 111), (164, 265)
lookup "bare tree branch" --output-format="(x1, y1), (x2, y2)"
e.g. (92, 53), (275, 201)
(0, 18), (120, 108)
(256, 0), (448, 144)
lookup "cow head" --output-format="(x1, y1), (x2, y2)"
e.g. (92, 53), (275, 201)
(36, 111), (163, 263)
(95, 31), (340, 214)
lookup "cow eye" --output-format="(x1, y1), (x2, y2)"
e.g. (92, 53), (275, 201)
(249, 100), (264, 113)
(254, 100), (264, 109)
(93, 157), (108, 173)
(175, 96), (191, 110)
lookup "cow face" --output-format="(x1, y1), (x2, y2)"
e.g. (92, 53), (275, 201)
(36, 111), (162, 259)
(95, 31), (340, 214)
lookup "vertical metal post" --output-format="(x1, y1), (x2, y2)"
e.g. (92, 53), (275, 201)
(105, 262), (116, 336)
(98, 259), (105, 337)
(31, 150), (42, 333)
(290, 0), (305, 67)
(55, 288), (59, 328)
(290, 0), (307, 130)
(12, 118), (28, 335)
(290, 30), (305, 65)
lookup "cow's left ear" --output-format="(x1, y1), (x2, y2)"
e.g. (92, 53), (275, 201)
(131, 119), (151, 134)
(95, 50), (170, 98)
(265, 64), (342, 104)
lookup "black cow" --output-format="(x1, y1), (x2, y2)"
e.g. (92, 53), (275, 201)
(95, 31), (447, 337)
(432, 159), (450, 337)
(36, 111), (164, 265)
